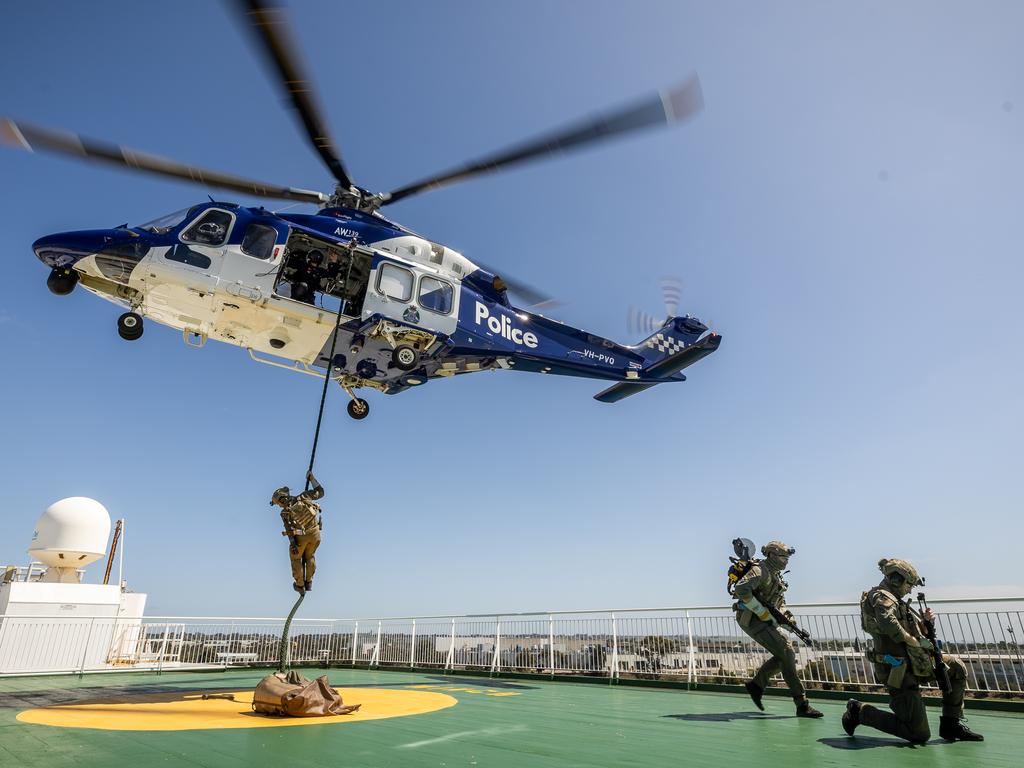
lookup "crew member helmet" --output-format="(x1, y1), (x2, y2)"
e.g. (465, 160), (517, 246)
(270, 486), (290, 506)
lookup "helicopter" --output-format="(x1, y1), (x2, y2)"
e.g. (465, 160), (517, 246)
(3, 0), (721, 420)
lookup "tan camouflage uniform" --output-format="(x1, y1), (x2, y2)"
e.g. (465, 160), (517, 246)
(734, 556), (806, 703)
(272, 474), (324, 592)
(858, 576), (969, 743)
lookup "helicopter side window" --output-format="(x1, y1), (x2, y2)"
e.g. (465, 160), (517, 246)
(181, 210), (233, 246)
(418, 276), (453, 314)
(240, 223), (278, 260)
(166, 243), (212, 269)
(377, 263), (413, 302)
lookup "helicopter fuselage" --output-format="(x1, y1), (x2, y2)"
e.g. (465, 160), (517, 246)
(34, 202), (720, 413)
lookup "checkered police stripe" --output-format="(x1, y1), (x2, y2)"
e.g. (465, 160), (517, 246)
(644, 333), (686, 354)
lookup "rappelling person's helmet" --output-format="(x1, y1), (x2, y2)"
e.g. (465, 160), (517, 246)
(270, 486), (291, 506)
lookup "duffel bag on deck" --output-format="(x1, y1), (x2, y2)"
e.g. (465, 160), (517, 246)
(252, 671), (361, 717)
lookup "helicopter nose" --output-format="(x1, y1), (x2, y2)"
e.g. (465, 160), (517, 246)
(33, 229), (127, 268)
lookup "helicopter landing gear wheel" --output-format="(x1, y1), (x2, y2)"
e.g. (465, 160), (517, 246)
(347, 398), (369, 420)
(46, 267), (78, 296)
(392, 344), (418, 371)
(117, 312), (144, 341)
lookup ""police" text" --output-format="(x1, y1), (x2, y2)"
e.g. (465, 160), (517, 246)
(474, 302), (539, 348)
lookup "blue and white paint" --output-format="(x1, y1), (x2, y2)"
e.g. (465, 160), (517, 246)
(33, 201), (721, 414)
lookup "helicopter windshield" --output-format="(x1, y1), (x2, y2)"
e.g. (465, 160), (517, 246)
(136, 207), (194, 234)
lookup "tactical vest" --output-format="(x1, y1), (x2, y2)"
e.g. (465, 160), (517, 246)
(750, 565), (787, 606)
(283, 497), (320, 535)
(860, 586), (933, 680)
(860, 586), (907, 637)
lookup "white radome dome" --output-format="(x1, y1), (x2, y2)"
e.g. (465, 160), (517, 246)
(28, 497), (111, 568)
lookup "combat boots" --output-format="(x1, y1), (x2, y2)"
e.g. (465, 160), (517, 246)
(842, 699), (861, 736)
(796, 700), (823, 718)
(744, 681), (764, 711)
(304, 581), (312, 592)
(939, 716), (984, 742)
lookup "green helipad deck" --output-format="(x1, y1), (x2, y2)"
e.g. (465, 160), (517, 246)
(1, 668), (1021, 767)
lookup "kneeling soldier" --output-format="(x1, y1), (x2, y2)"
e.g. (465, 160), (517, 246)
(842, 558), (983, 744)
(270, 471), (325, 594)
(734, 540), (822, 718)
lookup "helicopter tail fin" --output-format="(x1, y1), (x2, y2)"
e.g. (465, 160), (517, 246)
(630, 315), (710, 365)
(594, 323), (720, 403)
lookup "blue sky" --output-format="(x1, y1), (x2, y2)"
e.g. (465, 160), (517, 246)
(1, 1), (1021, 616)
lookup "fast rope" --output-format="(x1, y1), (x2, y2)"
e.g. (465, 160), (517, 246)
(279, 288), (348, 672)
(278, 591), (305, 672)
(305, 296), (348, 493)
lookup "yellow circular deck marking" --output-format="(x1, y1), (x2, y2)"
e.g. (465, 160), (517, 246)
(17, 688), (457, 731)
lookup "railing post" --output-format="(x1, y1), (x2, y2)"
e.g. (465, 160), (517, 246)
(611, 613), (619, 682)
(351, 621), (358, 666)
(548, 614), (555, 676)
(686, 610), (695, 687)
(491, 617), (501, 675)
(78, 617), (96, 677)
(106, 608), (122, 666)
(370, 620), (382, 667)
(410, 620), (416, 668)
(156, 623), (171, 674)
(445, 618), (456, 671)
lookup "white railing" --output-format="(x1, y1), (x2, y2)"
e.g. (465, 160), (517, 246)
(1, 599), (1022, 695)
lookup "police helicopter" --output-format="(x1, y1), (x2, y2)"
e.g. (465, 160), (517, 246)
(3, 0), (721, 420)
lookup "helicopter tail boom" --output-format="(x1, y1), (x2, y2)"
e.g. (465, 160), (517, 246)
(594, 331), (721, 403)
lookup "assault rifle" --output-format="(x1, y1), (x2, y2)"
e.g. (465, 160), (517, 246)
(754, 592), (813, 646)
(915, 592), (950, 693)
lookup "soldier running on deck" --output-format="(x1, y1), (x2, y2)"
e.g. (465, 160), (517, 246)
(270, 471), (324, 594)
(733, 540), (823, 718)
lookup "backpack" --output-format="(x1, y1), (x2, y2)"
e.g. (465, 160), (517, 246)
(727, 537), (758, 596)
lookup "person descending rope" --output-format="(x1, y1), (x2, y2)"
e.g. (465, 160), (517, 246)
(271, 471), (325, 594)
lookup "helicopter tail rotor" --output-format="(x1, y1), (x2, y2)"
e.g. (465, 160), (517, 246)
(627, 306), (663, 336)
(626, 275), (686, 335)
(660, 276), (683, 319)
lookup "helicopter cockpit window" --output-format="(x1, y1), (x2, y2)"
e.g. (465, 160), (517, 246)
(136, 207), (193, 234)
(377, 263), (413, 302)
(181, 210), (233, 246)
(241, 223), (277, 260)
(418, 276), (453, 314)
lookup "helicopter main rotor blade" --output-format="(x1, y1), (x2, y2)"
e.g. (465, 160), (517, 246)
(379, 75), (703, 207)
(237, 0), (353, 190)
(1, 117), (327, 204)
